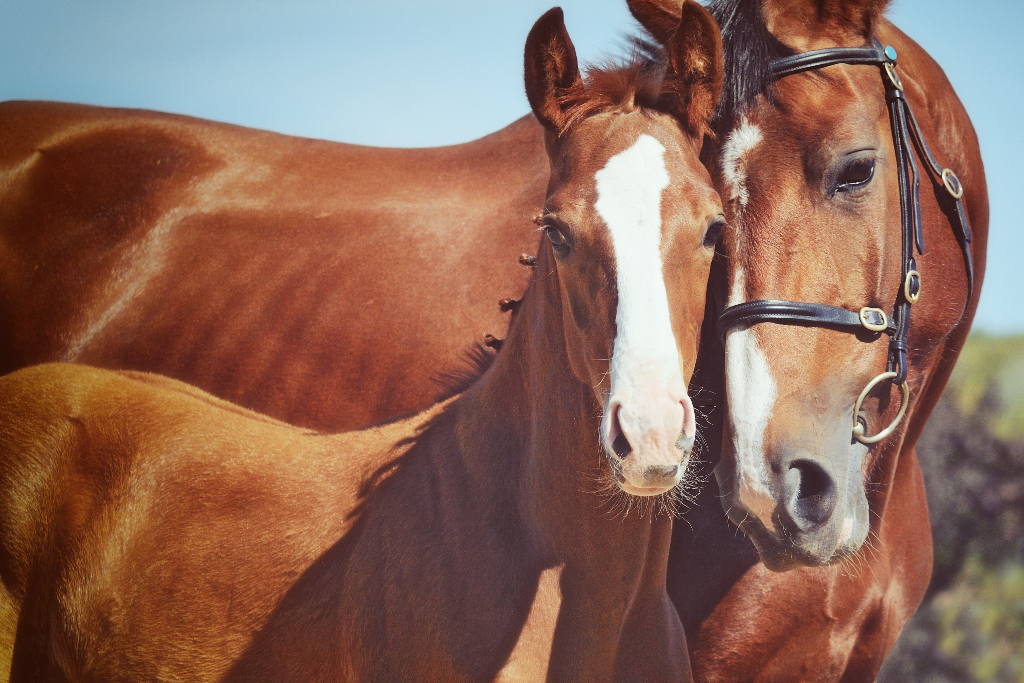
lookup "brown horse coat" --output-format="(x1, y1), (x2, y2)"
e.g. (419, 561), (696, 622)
(0, 100), (544, 431)
(634, 1), (988, 680)
(0, 352), (688, 682)
(0, 5), (727, 680)
(0, 1), (987, 681)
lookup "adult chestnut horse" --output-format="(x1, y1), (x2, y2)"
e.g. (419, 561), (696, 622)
(0, 7), (725, 681)
(629, 0), (987, 680)
(0, 0), (987, 681)
(0, 84), (547, 435)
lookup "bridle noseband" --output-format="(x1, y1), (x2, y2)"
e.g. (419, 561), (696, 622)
(717, 39), (974, 444)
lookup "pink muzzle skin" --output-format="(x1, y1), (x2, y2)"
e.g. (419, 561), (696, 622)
(603, 387), (696, 496)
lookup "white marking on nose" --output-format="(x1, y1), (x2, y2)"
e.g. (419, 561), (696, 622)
(595, 134), (691, 472)
(721, 117), (762, 209)
(725, 326), (778, 528)
(839, 516), (855, 546)
(729, 267), (746, 307)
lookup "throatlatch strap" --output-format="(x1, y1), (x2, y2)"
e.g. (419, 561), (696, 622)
(902, 99), (975, 306)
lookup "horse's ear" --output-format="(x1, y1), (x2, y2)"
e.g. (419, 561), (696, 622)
(524, 7), (583, 134)
(626, 0), (682, 46)
(660, 0), (723, 136)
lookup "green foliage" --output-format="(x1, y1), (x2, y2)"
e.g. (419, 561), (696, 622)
(947, 333), (1024, 440)
(880, 334), (1024, 683)
(932, 556), (1024, 681)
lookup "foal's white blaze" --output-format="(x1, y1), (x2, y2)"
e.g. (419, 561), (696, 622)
(595, 134), (693, 491)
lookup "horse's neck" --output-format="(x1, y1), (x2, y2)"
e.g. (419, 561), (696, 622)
(875, 18), (987, 450)
(452, 246), (673, 562)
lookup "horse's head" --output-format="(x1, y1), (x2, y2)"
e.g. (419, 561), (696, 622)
(631, 0), (976, 567)
(524, 4), (723, 496)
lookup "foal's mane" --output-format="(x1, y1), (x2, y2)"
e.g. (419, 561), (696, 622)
(432, 342), (497, 403)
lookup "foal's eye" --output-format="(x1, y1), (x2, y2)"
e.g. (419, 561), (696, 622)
(545, 226), (570, 254)
(703, 218), (726, 249)
(836, 158), (876, 192)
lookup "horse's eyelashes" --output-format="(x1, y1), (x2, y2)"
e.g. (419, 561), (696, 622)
(836, 158), (876, 192)
(545, 225), (571, 255)
(704, 218), (727, 249)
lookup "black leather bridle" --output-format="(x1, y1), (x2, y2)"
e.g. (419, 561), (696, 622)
(716, 39), (974, 444)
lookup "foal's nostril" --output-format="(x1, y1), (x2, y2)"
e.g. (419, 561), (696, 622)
(612, 432), (632, 459)
(609, 404), (632, 459)
(784, 459), (838, 530)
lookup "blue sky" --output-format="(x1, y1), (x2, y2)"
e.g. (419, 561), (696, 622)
(2, 0), (1020, 332)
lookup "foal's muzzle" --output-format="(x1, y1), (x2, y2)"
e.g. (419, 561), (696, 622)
(603, 393), (695, 496)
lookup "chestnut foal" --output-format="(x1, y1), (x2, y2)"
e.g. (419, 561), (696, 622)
(0, 7), (724, 681)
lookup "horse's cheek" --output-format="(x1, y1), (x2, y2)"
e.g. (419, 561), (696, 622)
(568, 290), (591, 331)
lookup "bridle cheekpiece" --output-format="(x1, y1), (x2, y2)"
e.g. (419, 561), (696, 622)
(717, 39), (974, 444)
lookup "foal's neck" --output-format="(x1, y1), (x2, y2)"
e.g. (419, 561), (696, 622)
(452, 244), (673, 557)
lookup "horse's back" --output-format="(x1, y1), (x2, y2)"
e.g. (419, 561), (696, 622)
(0, 363), (383, 680)
(0, 101), (548, 431)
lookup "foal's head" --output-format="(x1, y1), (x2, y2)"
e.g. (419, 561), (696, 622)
(524, 4), (723, 496)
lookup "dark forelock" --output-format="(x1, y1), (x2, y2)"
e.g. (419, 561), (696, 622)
(705, 0), (793, 121)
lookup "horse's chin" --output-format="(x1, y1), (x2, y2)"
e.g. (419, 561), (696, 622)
(617, 480), (676, 497)
(608, 457), (685, 497)
(734, 512), (867, 572)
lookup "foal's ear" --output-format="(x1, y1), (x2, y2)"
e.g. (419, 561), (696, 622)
(524, 7), (583, 134)
(626, 0), (683, 46)
(660, 0), (723, 136)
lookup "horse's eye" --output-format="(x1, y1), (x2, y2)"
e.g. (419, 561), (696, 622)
(836, 158), (875, 191)
(545, 226), (569, 253)
(703, 218), (726, 249)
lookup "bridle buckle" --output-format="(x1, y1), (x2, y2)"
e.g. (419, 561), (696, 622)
(904, 270), (922, 304)
(941, 168), (964, 199)
(859, 307), (889, 332)
(884, 62), (903, 91)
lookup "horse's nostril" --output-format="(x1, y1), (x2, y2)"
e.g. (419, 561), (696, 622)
(676, 432), (694, 454)
(794, 461), (829, 501)
(612, 432), (632, 459)
(609, 403), (632, 459)
(785, 460), (838, 530)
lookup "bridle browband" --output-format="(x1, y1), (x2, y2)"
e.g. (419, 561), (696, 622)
(717, 39), (974, 444)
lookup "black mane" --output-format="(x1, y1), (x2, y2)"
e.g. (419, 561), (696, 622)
(705, 0), (794, 121)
